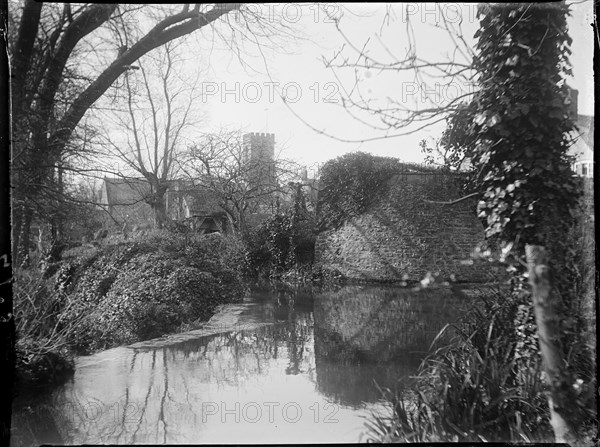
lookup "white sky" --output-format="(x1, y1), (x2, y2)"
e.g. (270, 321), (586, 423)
(181, 2), (595, 171)
(87, 2), (595, 176)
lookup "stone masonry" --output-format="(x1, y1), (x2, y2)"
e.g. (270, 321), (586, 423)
(314, 172), (495, 283)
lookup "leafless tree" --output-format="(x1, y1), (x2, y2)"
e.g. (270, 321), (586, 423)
(98, 41), (201, 229)
(8, 2), (297, 263)
(181, 130), (301, 234)
(283, 4), (477, 144)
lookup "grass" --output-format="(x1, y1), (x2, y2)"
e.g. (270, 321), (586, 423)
(363, 285), (596, 443)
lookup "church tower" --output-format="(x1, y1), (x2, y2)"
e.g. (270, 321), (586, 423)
(243, 132), (276, 185)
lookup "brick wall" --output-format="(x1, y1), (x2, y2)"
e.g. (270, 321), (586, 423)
(314, 172), (496, 283)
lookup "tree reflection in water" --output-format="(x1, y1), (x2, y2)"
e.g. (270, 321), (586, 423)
(312, 285), (466, 406)
(11, 283), (469, 445)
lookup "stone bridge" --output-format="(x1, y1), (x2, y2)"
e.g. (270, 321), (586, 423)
(314, 172), (497, 283)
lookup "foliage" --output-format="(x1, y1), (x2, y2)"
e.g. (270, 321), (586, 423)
(65, 233), (245, 353)
(467, 3), (578, 247)
(14, 231), (246, 377)
(365, 289), (550, 442)
(13, 268), (81, 387)
(317, 152), (438, 231)
(420, 102), (480, 172)
(244, 183), (316, 278)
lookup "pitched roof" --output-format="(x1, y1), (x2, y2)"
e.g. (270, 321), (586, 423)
(101, 176), (228, 216)
(102, 177), (150, 206)
(576, 114), (594, 149)
(568, 114), (595, 163)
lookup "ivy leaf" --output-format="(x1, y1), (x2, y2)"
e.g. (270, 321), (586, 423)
(474, 113), (487, 125)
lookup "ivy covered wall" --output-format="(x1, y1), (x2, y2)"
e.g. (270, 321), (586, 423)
(315, 172), (497, 283)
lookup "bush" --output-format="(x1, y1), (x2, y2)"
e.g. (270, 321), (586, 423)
(13, 268), (82, 388)
(365, 288), (550, 442)
(71, 234), (244, 353)
(244, 208), (316, 279)
(15, 231), (246, 362)
(364, 284), (597, 443)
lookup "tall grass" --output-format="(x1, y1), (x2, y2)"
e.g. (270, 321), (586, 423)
(13, 267), (92, 386)
(364, 287), (563, 443)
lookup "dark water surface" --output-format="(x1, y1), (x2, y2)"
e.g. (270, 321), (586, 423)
(12, 283), (471, 444)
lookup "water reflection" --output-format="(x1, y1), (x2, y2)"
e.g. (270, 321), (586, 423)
(313, 285), (463, 406)
(12, 283), (468, 445)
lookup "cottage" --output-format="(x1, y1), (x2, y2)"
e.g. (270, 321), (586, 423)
(566, 88), (594, 178)
(98, 177), (154, 228)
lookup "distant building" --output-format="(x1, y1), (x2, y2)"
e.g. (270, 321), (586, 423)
(98, 177), (154, 227)
(243, 132), (276, 186)
(243, 132), (278, 215)
(243, 132), (275, 164)
(168, 178), (228, 233)
(98, 132), (303, 232)
(99, 177), (226, 233)
(566, 87), (594, 178)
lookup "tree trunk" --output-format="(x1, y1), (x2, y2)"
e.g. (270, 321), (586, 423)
(222, 209), (237, 235)
(49, 164), (64, 251)
(238, 211), (246, 235)
(152, 195), (168, 229)
(525, 244), (576, 443)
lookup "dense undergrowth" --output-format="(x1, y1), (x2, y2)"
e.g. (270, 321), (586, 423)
(13, 231), (245, 389)
(364, 272), (596, 444)
(243, 182), (317, 281)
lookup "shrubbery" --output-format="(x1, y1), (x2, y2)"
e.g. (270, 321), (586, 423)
(13, 269), (79, 388)
(244, 183), (316, 280)
(365, 289), (546, 442)
(365, 283), (596, 443)
(14, 231), (246, 386)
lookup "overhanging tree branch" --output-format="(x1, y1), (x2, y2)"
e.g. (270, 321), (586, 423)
(49, 4), (240, 155)
(423, 192), (481, 205)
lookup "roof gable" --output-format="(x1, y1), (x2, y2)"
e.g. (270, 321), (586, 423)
(103, 177), (151, 206)
(576, 114), (594, 149)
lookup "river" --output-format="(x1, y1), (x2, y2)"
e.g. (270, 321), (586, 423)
(11, 282), (473, 445)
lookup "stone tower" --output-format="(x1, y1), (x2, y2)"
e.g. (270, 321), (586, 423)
(243, 132), (275, 164)
(243, 132), (275, 185)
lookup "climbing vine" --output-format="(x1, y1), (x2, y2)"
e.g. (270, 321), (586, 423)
(450, 3), (593, 441)
(469, 3), (578, 247)
(244, 182), (316, 277)
(317, 152), (439, 231)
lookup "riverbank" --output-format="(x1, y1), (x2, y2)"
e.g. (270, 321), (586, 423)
(10, 283), (472, 445)
(13, 231), (246, 393)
